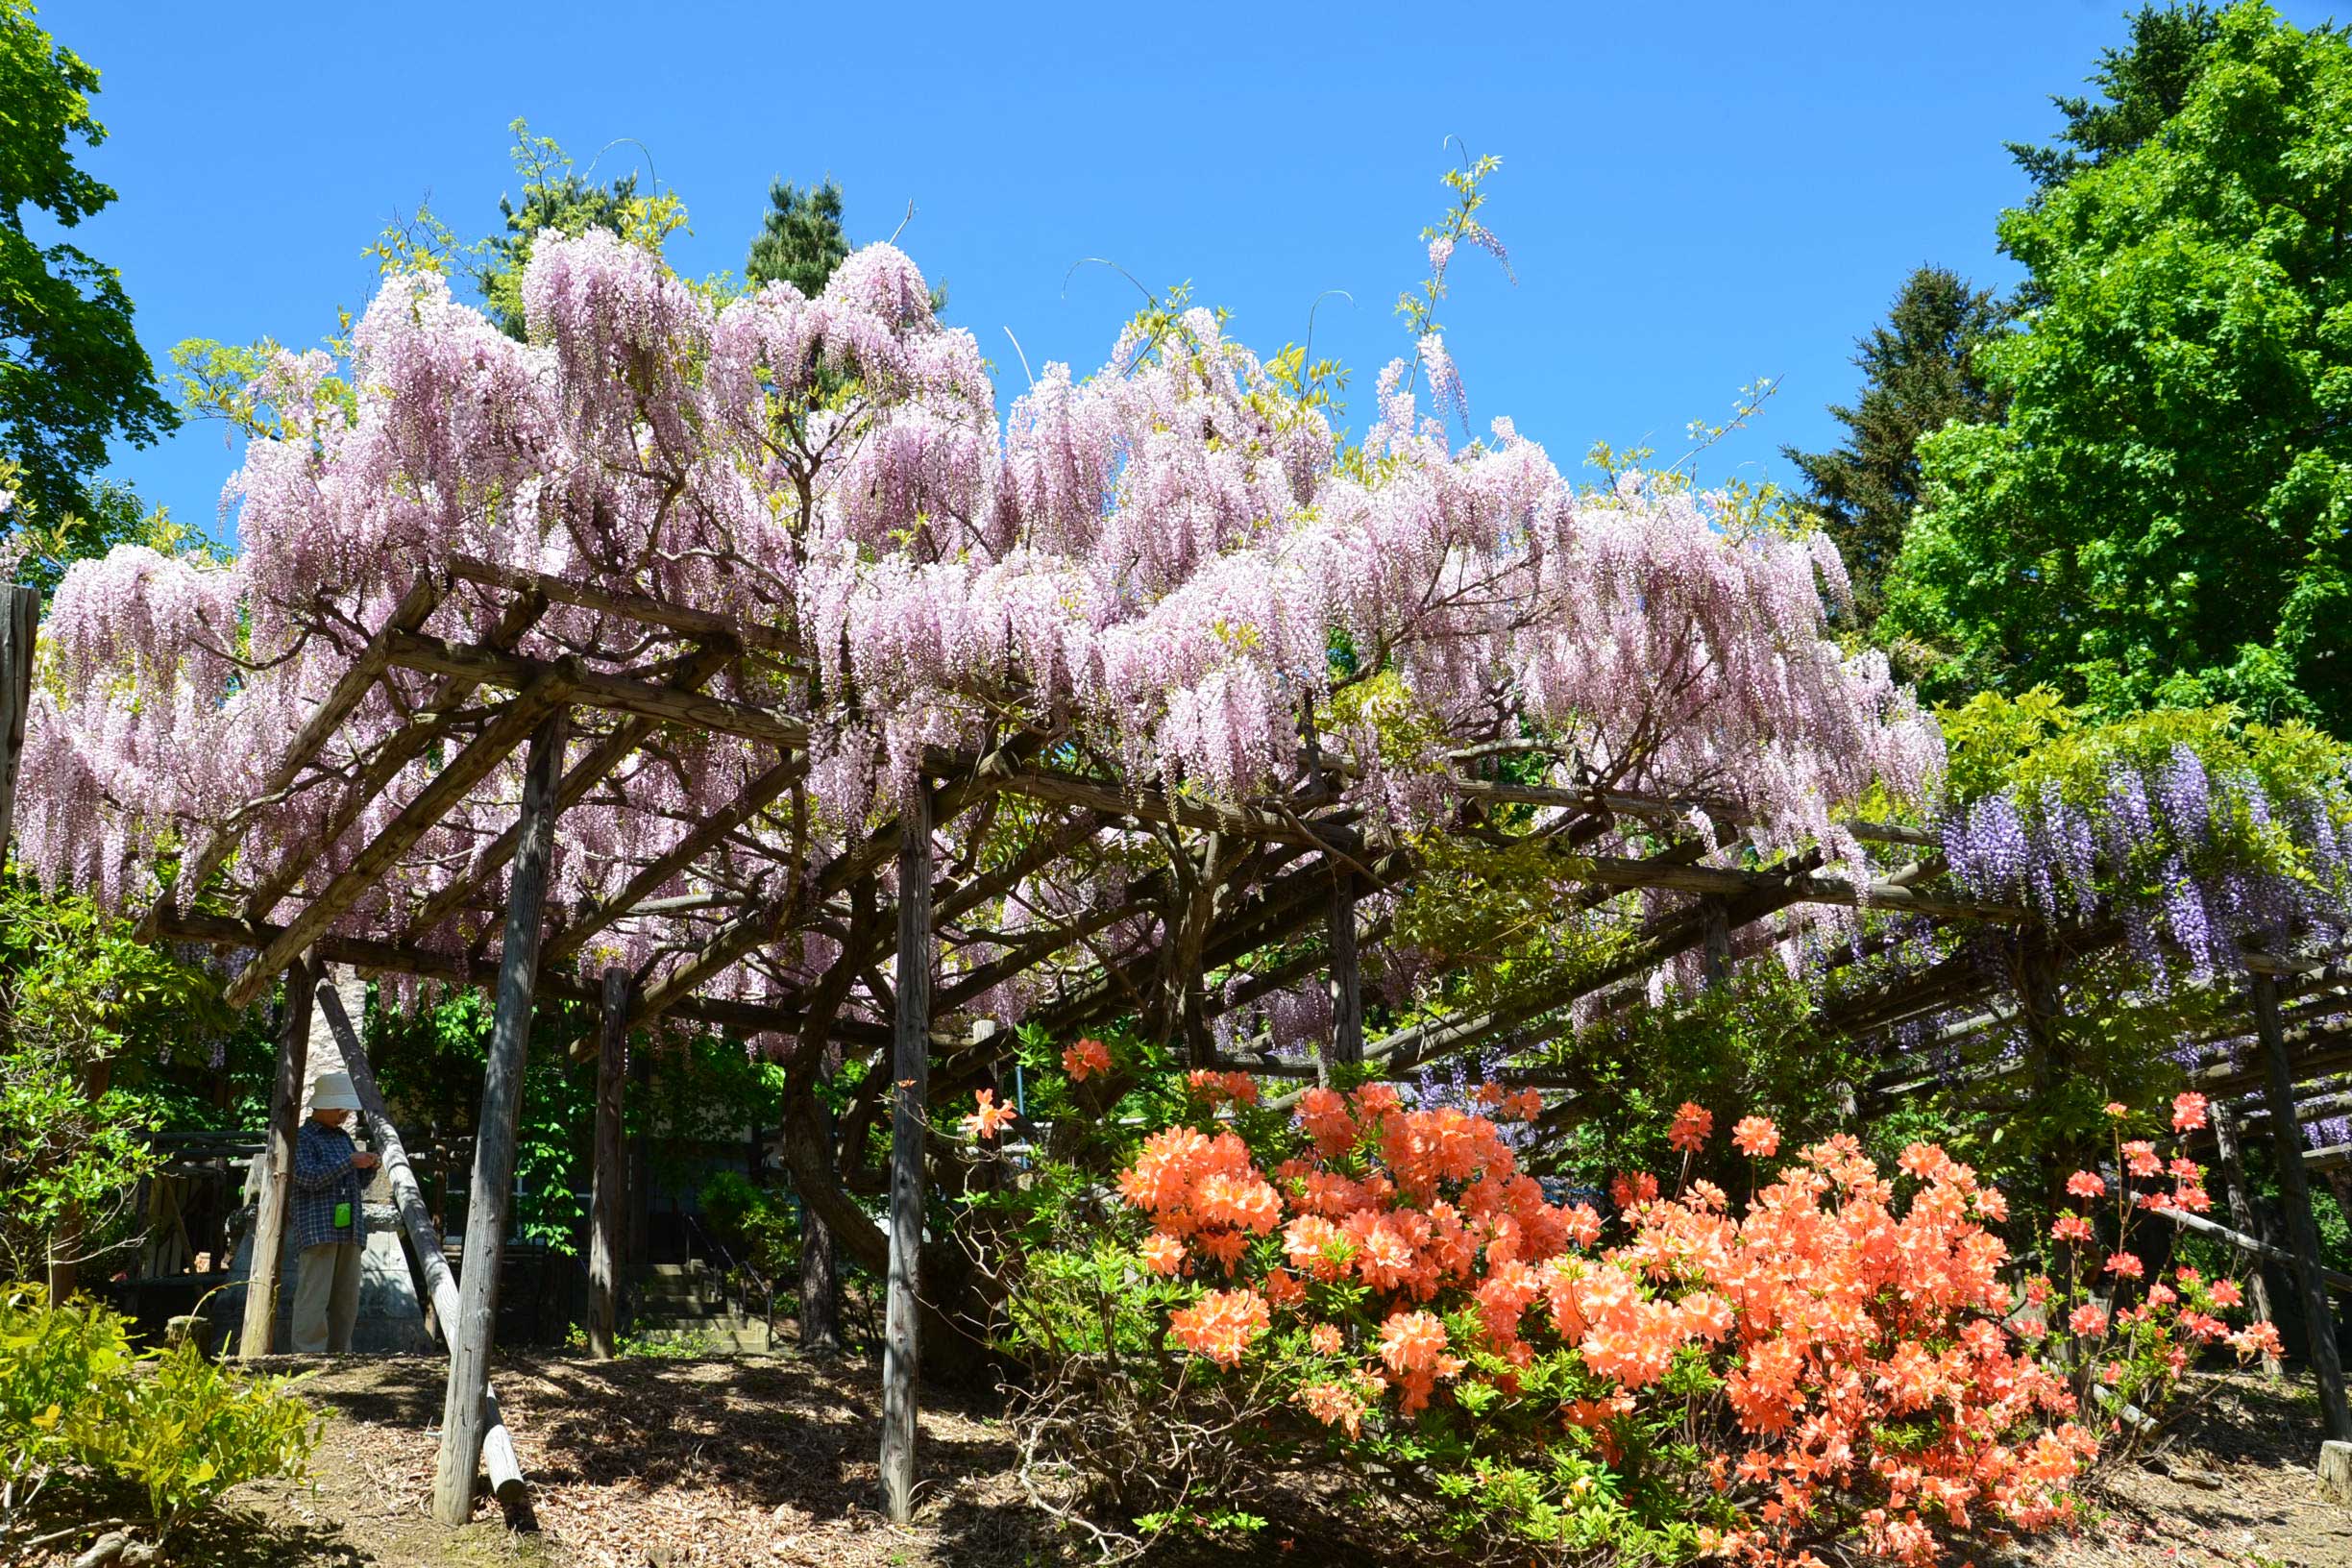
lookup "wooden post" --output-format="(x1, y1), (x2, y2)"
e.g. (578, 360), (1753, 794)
(879, 786), (933, 1526)
(0, 584), (37, 859)
(1328, 871), (1362, 1073)
(2212, 1101), (2284, 1379)
(239, 952), (317, 1357)
(587, 967), (628, 1360)
(317, 984), (527, 1505)
(2251, 969), (2352, 1444)
(433, 711), (565, 1525)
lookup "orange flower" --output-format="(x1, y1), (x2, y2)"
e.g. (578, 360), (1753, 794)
(2171, 1091), (2208, 1132)
(1169, 1288), (1271, 1366)
(961, 1089), (1017, 1139)
(2104, 1251), (2144, 1280)
(1668, 1102), (1714, 1153)
(1296, 1380), (1368, 1437)
(1295, 1088), (1360, 1159)
(2229, 1321), (2284, 1360)
(1310, 1322), (1343, 1355)
(1139, 1233), (1187, 1275)
(1062, 1038), (1112, 1083)
(2050, 1213), (2092, 1242)
(2064, 1170), (2104, 1199)
(1377, 1310), (1448, 1375)
(1731, 1115), (1779, 1159)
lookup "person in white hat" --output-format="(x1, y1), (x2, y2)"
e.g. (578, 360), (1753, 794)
(288, 1069), (379, 1354)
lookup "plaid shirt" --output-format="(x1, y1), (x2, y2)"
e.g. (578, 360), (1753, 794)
(290, 1118), (364, 1250)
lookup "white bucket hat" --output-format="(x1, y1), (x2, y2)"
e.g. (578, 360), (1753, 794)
(310, 1069), (362, 1112)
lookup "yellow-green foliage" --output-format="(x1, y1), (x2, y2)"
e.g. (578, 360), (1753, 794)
(0, 1286), (318, 1540)
(1940, 688), (2352, 885)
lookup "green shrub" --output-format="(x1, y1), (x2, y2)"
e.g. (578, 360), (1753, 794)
(0, 1285), (319, 1556)
(72, 1336), (320, 1530)
(0, 1285), (133, 1531)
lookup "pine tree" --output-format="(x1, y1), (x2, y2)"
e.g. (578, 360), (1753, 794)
(745, 178), (850, 296)
(2007, 3), (2223, 194)
(1781, 266), (2009, 627)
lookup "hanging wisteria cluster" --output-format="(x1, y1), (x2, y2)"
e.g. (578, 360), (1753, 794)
(1944, 741), (2352, 979)
(13, 219), (1940, 1031)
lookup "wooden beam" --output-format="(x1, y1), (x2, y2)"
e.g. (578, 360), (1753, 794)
(587, 968), (628, 1360)
(879, 785), (933, 1526)
(2153, 1191), (2352, 1295)
(225, 669), (576, 1008)
(1554, 853), (2027, 923)
(2252, 968), (2352, 1444)
(435, 710), (566, 1525)
(384, 631), (805, 749)
(238, 952), (315, 1359)
(444, 553), (796, 657)
(317, 982), (526, 1503)
(0, 584), (38, 860)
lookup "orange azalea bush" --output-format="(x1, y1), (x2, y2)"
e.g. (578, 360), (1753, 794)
(999, 1076), (2278, 1565)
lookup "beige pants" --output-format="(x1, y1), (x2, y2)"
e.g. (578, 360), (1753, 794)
(291, 1241), (362, 1353)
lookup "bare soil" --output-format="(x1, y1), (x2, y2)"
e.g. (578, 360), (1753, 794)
(2020, 1369), (2352, 1568)
(18, 1357), (2351, 1567)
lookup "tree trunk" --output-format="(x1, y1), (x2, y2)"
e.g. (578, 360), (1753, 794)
(0, 585), (36, 860)
(237, 956), (316, 1356)
(880, 786), (933, 1526)
(798, 1048), (843, 1358)
(587, 968), (628, 1360)
(433, 711), (565, 1525)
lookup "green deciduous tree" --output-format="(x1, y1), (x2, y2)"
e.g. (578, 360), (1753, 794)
(0, 1), (174, 550)
(1884, 2), (2352, 729)
(1782, 266), (2010, 627)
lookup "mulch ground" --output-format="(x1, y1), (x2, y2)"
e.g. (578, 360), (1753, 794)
(18, 1355), (2352, 1566)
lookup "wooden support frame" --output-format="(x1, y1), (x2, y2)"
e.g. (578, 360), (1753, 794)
(233, 586), (551, 931)
(225, 670), (576, 1008)
(879, 785), (933, 1526)
(434, 709), (567, 1524)
(2251, 969), (2352, 1444)
(238, 951), (316, 1359)
(318, 983), (527, 1503)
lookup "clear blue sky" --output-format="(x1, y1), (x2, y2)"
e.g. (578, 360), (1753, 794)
(59, 0), (2342, 537)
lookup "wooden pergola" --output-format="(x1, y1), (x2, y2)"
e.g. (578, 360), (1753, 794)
(5, 553), (2350, 1522)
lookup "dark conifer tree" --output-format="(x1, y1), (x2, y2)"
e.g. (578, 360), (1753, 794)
(746, 178), (851, 297)
(1782, 267), (2009, 627)
(2007, 3), (2223, 194)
